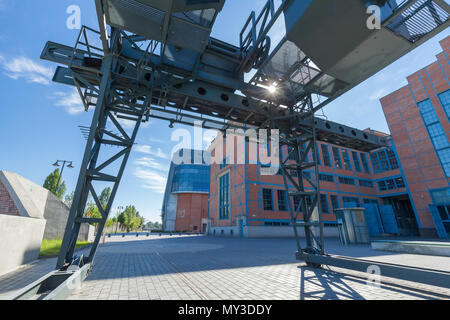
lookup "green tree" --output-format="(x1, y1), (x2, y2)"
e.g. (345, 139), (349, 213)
(118, 205), (143, 232)
(64, 191), (75, 208)
(43, 169), (66, 199)
(105, 218), (115, 229)
(99, 187), (111, 208)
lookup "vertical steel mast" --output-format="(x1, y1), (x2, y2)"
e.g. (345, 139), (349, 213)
(56, 27), (149, 269)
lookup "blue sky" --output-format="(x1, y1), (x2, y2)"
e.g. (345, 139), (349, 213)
(0, 0), (448, 223)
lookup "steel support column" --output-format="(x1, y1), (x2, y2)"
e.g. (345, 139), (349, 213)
(277, 94), (324, 266)
(56, 29), (148, 269)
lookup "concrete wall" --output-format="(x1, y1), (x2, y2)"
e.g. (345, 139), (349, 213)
(42, 191), (93, 242)
(245, 226), (339, 238)
(0, 171), (94, 242)
(0, 215), (46, 276)
(209, 225), (339, 238)
(210, 226), (241, 237)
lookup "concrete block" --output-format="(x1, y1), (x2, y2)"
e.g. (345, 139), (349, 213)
(0, 214), (46, 276)
(371, 240), (450, 257)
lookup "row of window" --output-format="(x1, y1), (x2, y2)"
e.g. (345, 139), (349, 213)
(370, 149), (399, 174)
(286, 172), (378, 189)
(377, 177), (405, 192)
(320, 144), (380, 174)
(252, 143), (397, 176)
(261, 189), (379, 214)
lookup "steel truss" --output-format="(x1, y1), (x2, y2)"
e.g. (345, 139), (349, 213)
(276, 95), (324, 264)
(57, 28), (153, 270)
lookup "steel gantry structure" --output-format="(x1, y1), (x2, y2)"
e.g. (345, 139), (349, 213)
(12, 0), (450, 299)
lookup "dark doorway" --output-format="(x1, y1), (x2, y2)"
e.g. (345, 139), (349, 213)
(383, 195), (419, 236)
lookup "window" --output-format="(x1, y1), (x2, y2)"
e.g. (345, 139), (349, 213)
(320, 194), (329, 213)
(370, 153), (381, 173)
(438, 90), (450, 119)
(330, 195), (339, 211)
(342, 150), (352, 171)
(263, 189), (274, 211)
(332, 147), (342, 169)
(386, 179), (395, 190)
(277, 190), (288, 211)
(321, 145), (331, 167)
(436, 206), (450, 234)
(352, 151), (362, 172)
(360, 153), (370, 174)
(319, 174), (334, 182)
(395, 177), (405, 189)
(370, 149), (398, 174)
(387, 149), (399, 170)
(378, 181), (387, 191)
(418, 99), (450, 177)
(431, 188), (450, 204)
(264, 221), (289, 227)
(338, 176), (355, 185)
(378, 151), (390, 171)
(219, 173), (230, 219)
(363, 199), (379, 205)
(359, 179), (374, 188)
(343, 197), (359, 207)
(377, 176), (405, 191)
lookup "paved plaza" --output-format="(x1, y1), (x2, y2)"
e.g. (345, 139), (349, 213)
(0, 235), (449, 300)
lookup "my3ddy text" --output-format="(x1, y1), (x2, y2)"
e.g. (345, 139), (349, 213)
(178, 304), (272, 317)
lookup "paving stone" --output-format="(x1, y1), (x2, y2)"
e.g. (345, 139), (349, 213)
(1, 235), (449, 300)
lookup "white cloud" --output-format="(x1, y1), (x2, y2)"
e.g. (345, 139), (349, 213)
(53, 89), (85, 115)
(134, 157), (167, 171)
(0, 55), (53, 85)
(135, 145), (168, 159)
(148, 137), (166, 144)
(133, 168), (167, 194)
(369, 88), (389, 101)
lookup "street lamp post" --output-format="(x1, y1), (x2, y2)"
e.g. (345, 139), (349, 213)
(52, 160), (74, 195)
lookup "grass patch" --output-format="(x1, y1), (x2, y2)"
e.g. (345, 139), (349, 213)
(40, 239), (91, 257)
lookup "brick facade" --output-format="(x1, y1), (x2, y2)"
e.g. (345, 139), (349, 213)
(0, 180), (19, 216)
(380, 36), (450, 237)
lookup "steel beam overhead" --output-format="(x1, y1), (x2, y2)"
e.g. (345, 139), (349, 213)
(13, 0), (449, 299)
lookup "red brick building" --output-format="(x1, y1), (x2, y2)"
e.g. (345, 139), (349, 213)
(207, 131), (414, 238)
(206, 37), (450, 239)
(380, 36), (450, 238)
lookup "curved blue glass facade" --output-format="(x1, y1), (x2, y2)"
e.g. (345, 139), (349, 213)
(171, 164), (210, 193)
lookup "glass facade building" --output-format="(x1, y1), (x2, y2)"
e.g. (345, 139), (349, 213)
(161, 149), (211, 232)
